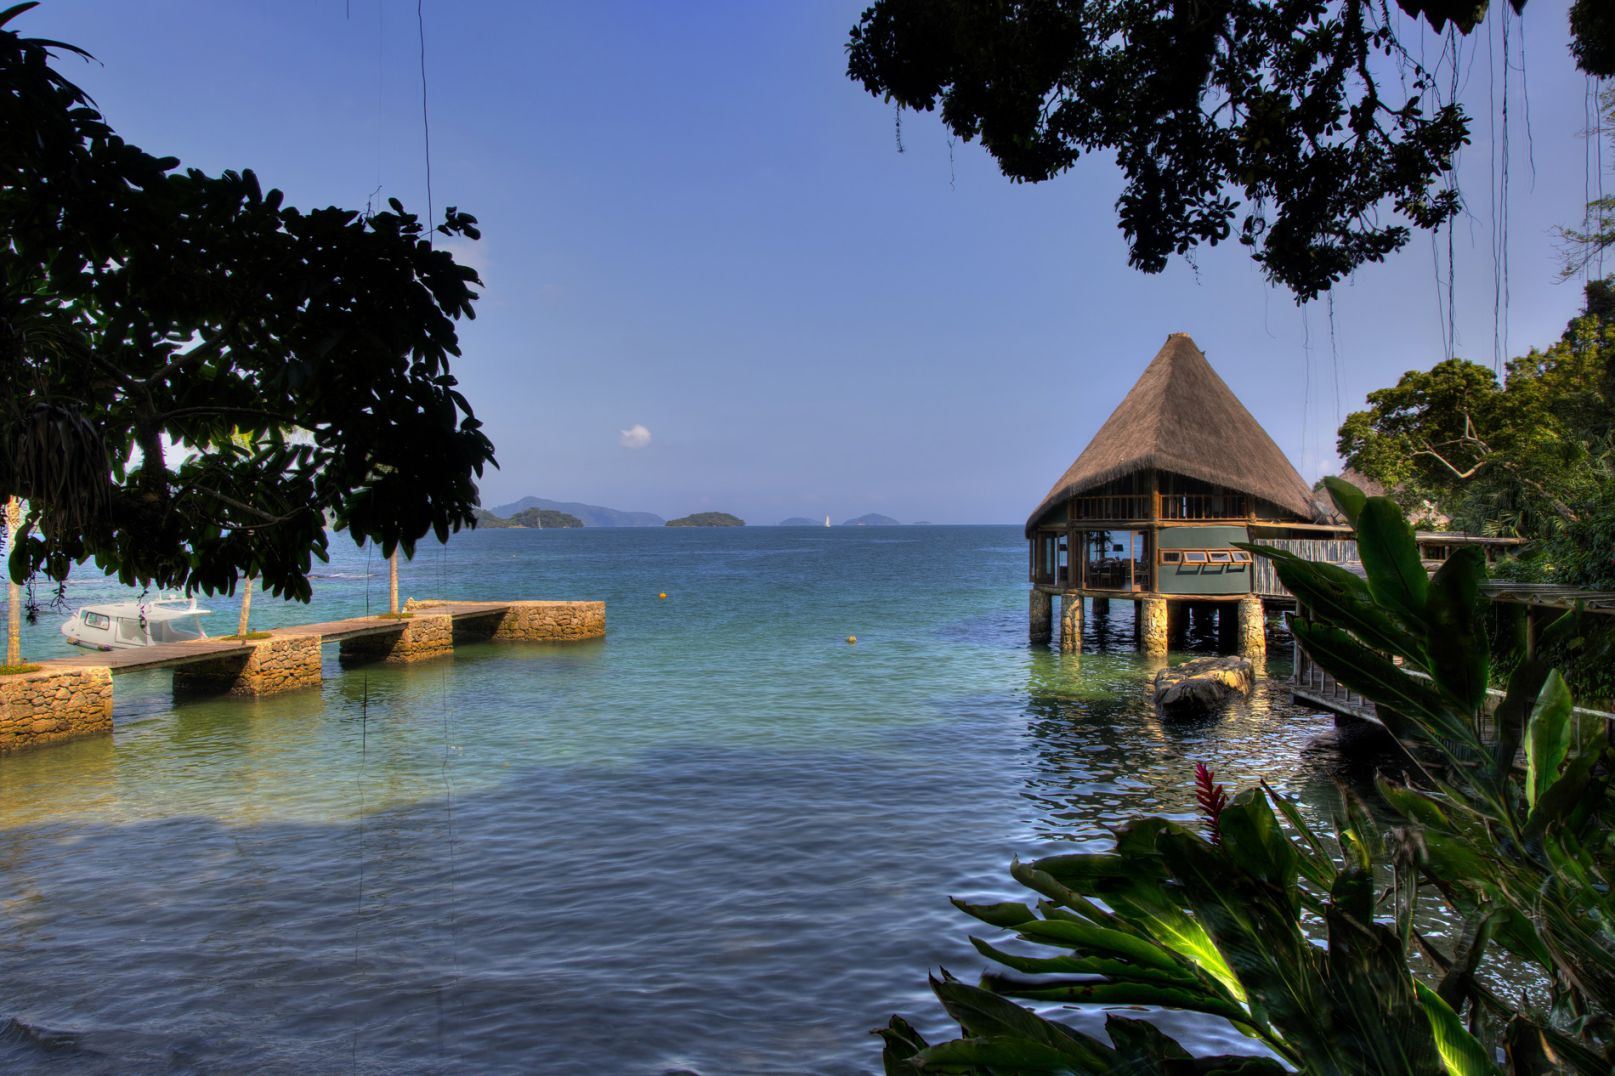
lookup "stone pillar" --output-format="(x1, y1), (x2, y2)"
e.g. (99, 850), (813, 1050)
(339, 614), (454, 665)
(0, 666), (113, 753)
(1140, 597), (1169, 656)
(1238, 595), (1267, 658)
(1029, 590), (1052, 644)
(1059, 592), (1082, 653)
(173, 635), (323, 697)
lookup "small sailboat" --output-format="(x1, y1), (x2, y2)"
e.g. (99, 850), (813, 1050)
(824, 514), (831, 528)
(60, 596), (212, 651)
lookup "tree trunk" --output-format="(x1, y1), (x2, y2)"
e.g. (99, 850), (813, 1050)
(237, 575), (254, 637)
(5, 497), (20, 668)
(389, 551), (399, 616)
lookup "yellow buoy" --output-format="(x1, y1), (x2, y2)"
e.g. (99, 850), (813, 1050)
(658, 592), (667, 600)
(846, 635), (857, 644)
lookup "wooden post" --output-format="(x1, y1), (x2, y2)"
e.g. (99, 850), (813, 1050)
(4, 497), (19, 668)
(389, 551), (400, 616)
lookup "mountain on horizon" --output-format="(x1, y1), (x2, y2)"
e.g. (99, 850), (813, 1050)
(777, 516), (820, 526)
(489, 497), (664, 528)
(841, 513), (901, 527)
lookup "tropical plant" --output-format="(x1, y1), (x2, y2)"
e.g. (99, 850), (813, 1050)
(880, 481), (1614, 1072)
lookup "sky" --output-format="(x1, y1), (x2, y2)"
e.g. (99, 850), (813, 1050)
(26, 1), (1609, 524)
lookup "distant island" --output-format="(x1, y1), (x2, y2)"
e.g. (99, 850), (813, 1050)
(841, 513), (901, 527)
(473, 507), (583, 529)
(777, 516), (821, 526)
(667, 512), (745, 527)
(509, 507), (583, 528)
(491, 496), (664, 528)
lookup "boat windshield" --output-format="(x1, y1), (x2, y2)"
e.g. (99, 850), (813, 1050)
(148, 617), (206, 643)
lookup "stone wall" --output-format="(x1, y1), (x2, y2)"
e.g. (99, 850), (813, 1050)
(338, 614), (454, 665)
(172, 635), (323, 698)
(406, 599), (606, 643)
(0, 667), (113, 753)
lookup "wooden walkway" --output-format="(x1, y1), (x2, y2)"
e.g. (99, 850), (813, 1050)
(36, 601), (519, 677)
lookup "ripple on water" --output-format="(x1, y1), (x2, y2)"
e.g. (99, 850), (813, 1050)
(1, 527), (1357, 1073)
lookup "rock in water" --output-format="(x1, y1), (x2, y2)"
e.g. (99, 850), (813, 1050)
(1153, 656), (1255, 716)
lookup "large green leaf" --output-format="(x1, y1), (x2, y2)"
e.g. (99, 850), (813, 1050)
(1415, 981), (1503, 1075)
(969, 936), (1203, 987)
(1241, 543), (1422, 661)
(909, 1034), (1096, 1071)
(1291, 620), (1480, 753)
(1525, 670), (1574, 812)
(875, 1014), (928, 1075)
(1016, 918), (1185, 972)
(1424, 546), (1490, 712)
(1103, 1015), (1288, 1074)
(1321, 476), (1367, 527)
(1356, 496), (1429, 626)
(1218, 789), (1298, 895)
(929, 977), (1115, 1068)
(950, 898), (1037, 929)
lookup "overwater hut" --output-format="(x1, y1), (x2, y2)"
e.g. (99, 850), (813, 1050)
(1025, 332), (1314, 656)
(1027, 332), (1524, 657)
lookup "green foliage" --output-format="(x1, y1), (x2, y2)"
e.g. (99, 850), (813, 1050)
(845, 0), (1612, 300)
(665, 512), (745, 527)
(1338, 282), (1615, 587)
(0, 6), (496, 603)
(506, 507), (584, 529)
(885, 484), (1615, 1072)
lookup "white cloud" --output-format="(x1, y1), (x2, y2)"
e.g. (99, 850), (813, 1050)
(619, 423), (652, 449)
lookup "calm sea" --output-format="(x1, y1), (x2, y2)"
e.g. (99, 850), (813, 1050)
(0, 526), (1346, 1073)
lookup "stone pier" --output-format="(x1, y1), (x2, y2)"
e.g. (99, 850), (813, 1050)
(339, 613), (454, 665)
(172, 635), (324, 698)
(1059, 592), (1082, 653)
(1238, 595), (1267, 658)
(0, 667), (113, 753)
(1029, 590), (1052, 644)
(1141, 597), (1169, 656)
(407, 599), (606, 642)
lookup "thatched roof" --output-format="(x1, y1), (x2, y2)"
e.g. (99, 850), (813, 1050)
(1026, 333), (1316, 535)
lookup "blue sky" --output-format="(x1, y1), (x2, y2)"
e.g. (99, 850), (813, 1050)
(29, 1), (1606, 524)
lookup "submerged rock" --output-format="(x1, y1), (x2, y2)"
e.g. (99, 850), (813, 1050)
(1153, 656), (1255, 716)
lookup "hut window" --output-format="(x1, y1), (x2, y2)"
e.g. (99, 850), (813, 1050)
(1181, 551), (1208, 564)
(1160, 550), (1182, 564)
(1230, 550), (1252, 564)
(1208, 550), (1232, 564)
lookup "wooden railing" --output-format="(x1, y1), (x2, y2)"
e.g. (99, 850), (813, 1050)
(1069, 494), (1152, 521)
(1158, 492), (1249, 520)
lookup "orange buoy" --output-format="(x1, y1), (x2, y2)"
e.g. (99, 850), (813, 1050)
(846, 635), (857, 644)
(658, 592), (668, 600)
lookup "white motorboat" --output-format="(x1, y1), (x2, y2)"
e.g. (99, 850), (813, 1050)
(59, 596), (212, 651)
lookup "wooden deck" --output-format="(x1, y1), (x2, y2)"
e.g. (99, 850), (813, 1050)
(35, 601), (520, 676)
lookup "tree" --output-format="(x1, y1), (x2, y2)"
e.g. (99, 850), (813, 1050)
(1338, 281), (1615, 578)
(0, 5), (496, 606)
(847, 0), (1614, 300)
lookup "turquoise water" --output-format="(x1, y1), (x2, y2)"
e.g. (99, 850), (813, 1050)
(0, 526), (1345, 1073)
